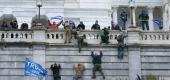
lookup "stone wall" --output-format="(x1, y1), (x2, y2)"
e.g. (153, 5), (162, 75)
(0, 45), (129, 80)
(1, 45), (170, 80)
(0, 30), (170, 80)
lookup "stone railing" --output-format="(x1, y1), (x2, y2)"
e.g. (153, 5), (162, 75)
(140, 31), (170, 45)
(112, 0), (163, 6)
(0, 30), (33, 43)
(45, 30), (120, 44)
(0, 30), (170, 45)
(46, 30), (65, 43)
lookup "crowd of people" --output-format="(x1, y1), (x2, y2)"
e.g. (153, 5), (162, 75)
(0, 9), (163, 45)
(0, 20), (18, 30)
(51, 51), (105, 80)
(0, 9), (164, 31)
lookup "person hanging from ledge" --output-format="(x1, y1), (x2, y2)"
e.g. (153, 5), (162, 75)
(91, 51), (105, 79)
(115, 32), (128, 59)
(100, 27), (109, 44)
(139, 10), (149, 30)
(73, 64), (85, 80)
(51, 63), (61, 80)
(91, 20), (100, 30)
(63, 20), (72, 43)
(74, 29), (87, 53)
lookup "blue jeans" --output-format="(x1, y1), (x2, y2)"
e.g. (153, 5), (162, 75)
(141, 21), (149, 30)
(121, 21), (126, 30)
(117, 45), (124, 59)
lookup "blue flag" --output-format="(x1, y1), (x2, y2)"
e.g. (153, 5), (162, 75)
(24, 58), (48, 77)
(51, 16), (63, 20)
(154, 19), (162, 27)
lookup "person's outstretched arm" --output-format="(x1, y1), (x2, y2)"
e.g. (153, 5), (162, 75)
(56, 20), (63, 27)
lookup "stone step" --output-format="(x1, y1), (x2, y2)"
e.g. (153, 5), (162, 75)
(2, 61), (170, 71)
(141, 56), (170, 62)
(46, 56), (128, 62)
(142, 63), (170, 69)
(0, 61), (128, 69)
(47, 76), (129, 80)
(46, 63), (128, 69)
(0, 76), (129, 80)
(0, 54), (128, 62)
(46, 50), (128, 56)
(141, 52), (170, 56)
(142, 70), (170, 76)
(0, 69), (128, 76)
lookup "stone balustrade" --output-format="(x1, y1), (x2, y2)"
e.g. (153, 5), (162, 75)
(140, 31), (170, 45)
(0, 30), (170, 45)
(0, 30), (33, 43)
(46, 30), (65, 43)
(112, 0), (163, 6)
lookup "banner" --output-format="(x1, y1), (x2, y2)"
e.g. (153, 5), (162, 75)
(50, 16), (63, 28)
(24, 58), (48, 77)
(51, 16), (63, 20)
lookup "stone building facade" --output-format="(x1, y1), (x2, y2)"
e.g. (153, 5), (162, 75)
(0, 0), (169, 30)
(0, 0), (170, 80)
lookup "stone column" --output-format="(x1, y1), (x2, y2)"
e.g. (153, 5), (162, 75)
(148, 6), (154, 31)
(168, 5), (170, 30)
(163, 4), (169, 31)
(128, 48), (141, 80)
(32, 29), (46, 80)
(127, 30), (141, 80)
(112, 6), (118, 24)
(32, 45), (46, 80)
(132, 8), (136, 27)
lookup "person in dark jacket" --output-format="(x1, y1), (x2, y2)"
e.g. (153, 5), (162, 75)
(91, 20), (100, 30)
(139, 10), (149, 30)
(77, 21), (85, 30)
(115, 32), (128, 59)
(51, 63), (61, 80)
(10, 20), (18, 29)
(100, 27), (109, 44)
(1, 21), (9, 30)
(120, 9), (128, 30)
(91, 51), (105, 79)
(21, 23), (28, 30)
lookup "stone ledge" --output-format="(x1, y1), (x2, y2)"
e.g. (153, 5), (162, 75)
(1, 42), (170, 49)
